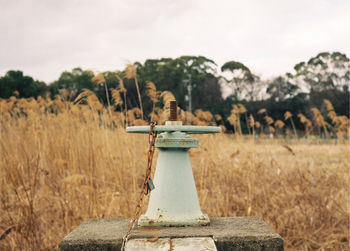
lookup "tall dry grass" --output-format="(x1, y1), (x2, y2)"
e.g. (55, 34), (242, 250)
(0, 96), (349, 250)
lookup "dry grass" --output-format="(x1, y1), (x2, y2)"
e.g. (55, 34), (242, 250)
(0, 97), (349, 250)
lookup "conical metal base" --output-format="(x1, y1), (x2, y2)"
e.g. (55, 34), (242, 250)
(138, 148), (209, 227)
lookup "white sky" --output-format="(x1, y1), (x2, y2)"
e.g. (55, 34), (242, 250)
(0, 0), (349, 83)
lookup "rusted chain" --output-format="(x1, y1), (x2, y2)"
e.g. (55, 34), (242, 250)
(121, 121), (157, 251)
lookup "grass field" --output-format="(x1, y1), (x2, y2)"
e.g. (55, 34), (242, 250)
(0, 97), (349, 250)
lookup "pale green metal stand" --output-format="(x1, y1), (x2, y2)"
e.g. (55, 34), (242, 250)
(126, 121), (221, 227)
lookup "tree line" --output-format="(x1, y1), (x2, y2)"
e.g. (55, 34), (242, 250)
(0, 51), (349, 133)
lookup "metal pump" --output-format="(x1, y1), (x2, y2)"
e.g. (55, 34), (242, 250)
(126, 101), (221, 227)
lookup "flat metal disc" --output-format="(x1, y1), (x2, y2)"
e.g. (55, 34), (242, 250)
(126, 125), (221, 134)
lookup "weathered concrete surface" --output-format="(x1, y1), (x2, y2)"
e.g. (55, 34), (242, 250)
(125, 237), (217, 251)
(125, 238), (170, 251)
(59, 217), (283, 251)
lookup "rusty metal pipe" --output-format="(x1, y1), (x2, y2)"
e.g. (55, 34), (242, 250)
(169, 101), (177, 121)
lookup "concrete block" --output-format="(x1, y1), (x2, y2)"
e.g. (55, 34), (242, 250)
(125, 238), (170, 251)
(59, 217), (283, 251)
(125, 237), (217, 251)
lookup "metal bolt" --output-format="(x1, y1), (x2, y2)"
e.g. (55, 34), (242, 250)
(169, 101), (177, 121)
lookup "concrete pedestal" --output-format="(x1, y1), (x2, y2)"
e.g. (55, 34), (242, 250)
(59, 217), (283, 251)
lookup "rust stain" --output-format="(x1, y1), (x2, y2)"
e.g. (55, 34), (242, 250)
(168, 239), (174, 251)
(147, 236), (159, 242)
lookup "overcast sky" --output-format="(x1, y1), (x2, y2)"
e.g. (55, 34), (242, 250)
(0, 0), (349, 83)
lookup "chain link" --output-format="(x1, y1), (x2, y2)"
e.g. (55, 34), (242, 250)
(121, 122), (157, 251)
